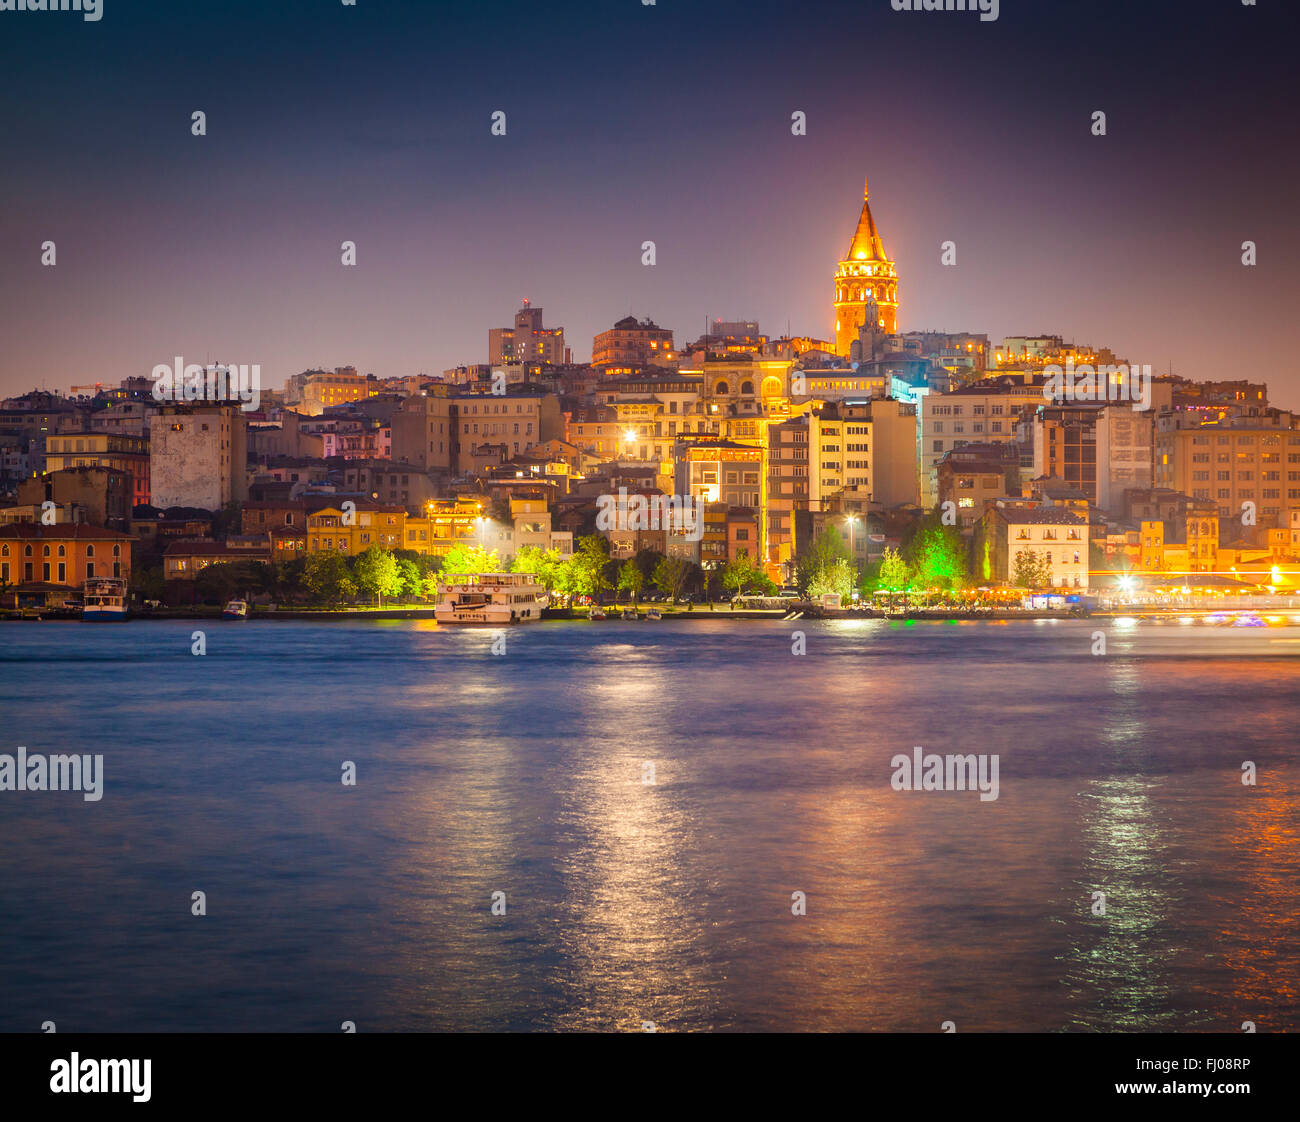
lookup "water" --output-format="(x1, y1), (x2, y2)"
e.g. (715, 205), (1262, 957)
(1, 617), (1297, 1032)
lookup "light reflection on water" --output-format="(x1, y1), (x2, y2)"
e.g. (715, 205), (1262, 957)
(0, 618), (1296, 1032)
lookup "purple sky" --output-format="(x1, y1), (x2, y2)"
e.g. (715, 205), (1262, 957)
(1, 0), (1296, 406)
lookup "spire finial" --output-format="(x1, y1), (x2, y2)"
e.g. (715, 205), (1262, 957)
(864, 176), (870, 200)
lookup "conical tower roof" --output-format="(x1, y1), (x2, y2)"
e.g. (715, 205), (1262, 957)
(846, 177), (887, 262)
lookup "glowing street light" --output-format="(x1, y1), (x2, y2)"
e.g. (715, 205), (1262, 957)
(844, 515), (860, 564)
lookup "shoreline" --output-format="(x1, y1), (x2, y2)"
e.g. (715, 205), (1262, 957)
(3, 605), (1294, 624)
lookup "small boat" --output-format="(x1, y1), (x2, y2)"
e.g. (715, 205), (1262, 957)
(622, 608), (639, 620)
(222, 599), (249, 620)
(588, 606), (606, 620)
(646, 609), (662, 621)
(82, 577), (129, 621)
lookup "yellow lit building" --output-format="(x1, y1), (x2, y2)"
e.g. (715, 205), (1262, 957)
(306, 504), (407, 554)
(403, 498), (485, 557)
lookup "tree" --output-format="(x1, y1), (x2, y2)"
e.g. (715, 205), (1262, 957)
(807, 557), (855, 600)
(396, 557), (423, 600)
(1013, 550), (1054, 590)
(633, 548), (664, 584)
(512, 545), (569, 595)
(651, 555), (689, 602)
(194, 562), (238, 605)
(617, 559), (644, 603)
(352, 546), (402, 606)
(906, 516), (967, 591)
(303, 550), (350, 605)
(130, 565), (166, 603)
(795, 527), (852, 594)
(721, 551), (777, 597)
(440, 542), (501, 576)
(210, 500), (243, 540)
(569, 535), (612, 599)
(272, 556), (307, 602)
(877, 547), (911, 592)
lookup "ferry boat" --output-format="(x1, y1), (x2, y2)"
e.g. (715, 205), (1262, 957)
(222, 599), (249, 620)
(82, 577), (129, 622)
(434, 572), (547, 624)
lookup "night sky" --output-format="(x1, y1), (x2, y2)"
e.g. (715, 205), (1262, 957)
(1, 0), (1296, 400)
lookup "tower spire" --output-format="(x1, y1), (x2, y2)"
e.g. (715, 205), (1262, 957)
(833, 173), (898, 356)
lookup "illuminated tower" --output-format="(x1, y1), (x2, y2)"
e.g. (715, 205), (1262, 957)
(833, 177), (898, 356)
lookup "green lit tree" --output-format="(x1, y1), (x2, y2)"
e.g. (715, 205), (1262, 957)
(512, 545), (570, 595)
(906, 518), (968, 591)
(795, 526), (853, 594)
(721, 550), (778, 596)
(352, 545), (402, 606)
(807, 557), (855, 600)
(439, 541), (501, 576)
(877, 547), (911, 592)
(617, 558), (644, 603)
(568, 535), (613, 600)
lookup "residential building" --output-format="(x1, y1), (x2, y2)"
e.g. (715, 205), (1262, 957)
(305, 503), (407, 554)
(0, 523), (133, 605)
(42, 431), (150, 508)
(592, 315), (675, 370)
(489, 301), (568, 366)
(974, 505), (1090, 589)
(16, 466), (132, 529)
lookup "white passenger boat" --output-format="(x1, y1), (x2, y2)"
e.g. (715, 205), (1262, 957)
(434, 572), (548, 624)
(82, 577), (129, 621)
(222, 599), (249, 620)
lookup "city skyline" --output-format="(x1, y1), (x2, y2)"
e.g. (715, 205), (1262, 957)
(2, 0), (1297, 401)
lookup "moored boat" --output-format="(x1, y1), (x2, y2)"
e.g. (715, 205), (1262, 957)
(646, 609), (662, 621)
(435, 572), (547, 624)
(81, 577), (129, 622)
(222, 599), (249, 620)
(588, 606), (607, 620)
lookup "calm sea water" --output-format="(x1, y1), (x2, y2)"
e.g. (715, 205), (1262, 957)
(1, 617), (1297, 1033)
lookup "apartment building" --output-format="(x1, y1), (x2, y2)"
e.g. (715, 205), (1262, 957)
(1154, 408), (1300, 528)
